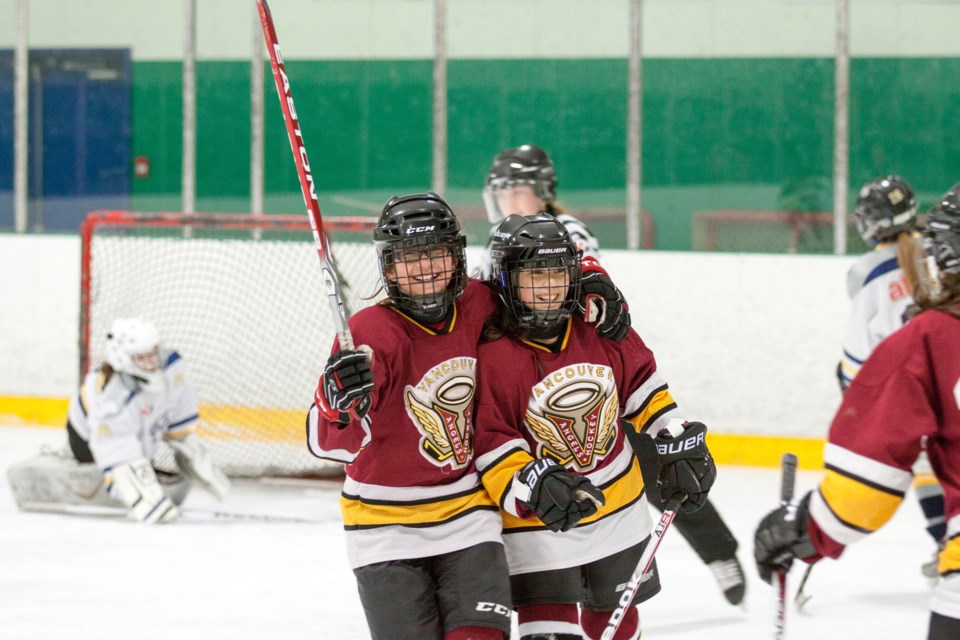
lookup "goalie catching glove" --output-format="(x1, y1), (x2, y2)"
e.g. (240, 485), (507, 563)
(576, 257), (631, 342)
(754, 491), (819, 584)
(105, 457), (180, 524)
(166, 433), (231, 500)
(517, 458), (605, 532)
(654, 421), (716, 513)
(317, 348), (374, 423)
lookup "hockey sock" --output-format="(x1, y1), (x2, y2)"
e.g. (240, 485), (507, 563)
(517, 603), (581, 639)
(444, 625), (505, 640)
(580, 606), (640, 640)
(915, 481), (947, 541)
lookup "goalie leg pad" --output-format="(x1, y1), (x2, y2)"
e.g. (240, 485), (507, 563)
(8, 452), (119, 508)
(106, 458), (180, 524)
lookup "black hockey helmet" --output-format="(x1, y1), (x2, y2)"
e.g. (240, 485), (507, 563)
(374, 193), (467, 319)
(483, 145), (557, 222)
(925, 183), (960, 276)
(490, 213), (582, 330)
(854, 175), (918, 244)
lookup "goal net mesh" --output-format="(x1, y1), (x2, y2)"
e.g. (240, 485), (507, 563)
(80, 211), (381, 478)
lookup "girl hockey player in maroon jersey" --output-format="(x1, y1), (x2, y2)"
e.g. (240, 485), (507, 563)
(473, 213), (718, 640)
(306, 194), (604, 640)
(840, 176), (945, 576)
(755, 189), (960, 640)
(481, 145), (746, 606)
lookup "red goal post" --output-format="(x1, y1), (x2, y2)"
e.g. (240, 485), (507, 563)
(79, 210), (379, 478)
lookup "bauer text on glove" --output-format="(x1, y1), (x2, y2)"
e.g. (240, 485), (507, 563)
(517, 458), (605, 532)
(654, 421), (716, 513)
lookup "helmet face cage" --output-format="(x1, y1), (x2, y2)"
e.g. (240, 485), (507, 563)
(483, 145), (557, 223)
(104, 318), (166, 392)
(925, 204), (960, 277)
(374, 193), (468, 318)
(490, 215), (582, 330)
(378, 234), (468, 316)
(854, 176), (918, 244)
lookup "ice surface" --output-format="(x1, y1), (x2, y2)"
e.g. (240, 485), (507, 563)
(1, 426), (934, 640)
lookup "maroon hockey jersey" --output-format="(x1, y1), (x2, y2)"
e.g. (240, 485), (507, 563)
(807, 308), (960, 579)
(306, 280), (530, 569)
(474, 317), (685, 575)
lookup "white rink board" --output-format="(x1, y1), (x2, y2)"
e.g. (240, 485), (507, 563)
(4, 235), (854, 439)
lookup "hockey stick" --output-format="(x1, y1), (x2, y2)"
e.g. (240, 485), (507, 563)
(794, 562), (815, 611)
(775, 452), (799, 640)
(600, 492), (685, 640)
(256, 0), (354, 352)
(18, 501), (328, 525)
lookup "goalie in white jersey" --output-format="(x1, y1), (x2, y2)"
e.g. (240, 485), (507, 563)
(7, 318), (230, 523)
(839, 176), (946, 575)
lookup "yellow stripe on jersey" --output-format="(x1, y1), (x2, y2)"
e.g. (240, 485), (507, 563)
(624, 387), (677, 434)
(163, 427), (195, 440)
(839, 358), (860, 378)
(940, 536), (960, 576)
(820, 468), (904, 533)
(340, 484), (499, 529)
(480, 449), (535, 509)
(501, 456), (646, 531)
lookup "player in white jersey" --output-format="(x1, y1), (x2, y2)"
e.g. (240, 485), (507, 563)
(480, 145), (747, 605)
(478, 145), (599, 277)
(839, 176), (945, 575)
(839, 175), (921, 388)
(7, 318), (230, 523)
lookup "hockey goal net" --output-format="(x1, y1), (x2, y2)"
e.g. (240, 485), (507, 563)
(80, 210), (381, 478)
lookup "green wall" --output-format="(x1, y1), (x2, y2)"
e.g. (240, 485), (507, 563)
(130, 57), (960, 250)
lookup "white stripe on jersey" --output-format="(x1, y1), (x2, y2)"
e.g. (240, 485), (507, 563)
(346, 509), (504, 569)
(305, 404), (371, 464)
(823, 443), (913, 494)
(930, 574), (960, 619)
(476, 438), (531, 517)
(342, 468), (486, 503)
(622, 371), (683, 434)
(947, 513), (960, 540)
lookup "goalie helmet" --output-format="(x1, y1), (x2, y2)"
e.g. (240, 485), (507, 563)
(854, 175), (918, 245)
(490, 213), (582, 331)
(483, 144), (557, 222)
(925, 183), (960, 276)
(104, 318), (165, 392)
(374, 192), (467, 321)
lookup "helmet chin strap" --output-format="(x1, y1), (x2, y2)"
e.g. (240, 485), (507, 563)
(525, 321), (565, 342)
(407, 303), (449, 325)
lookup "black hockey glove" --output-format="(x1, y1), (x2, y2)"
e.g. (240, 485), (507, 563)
(317, 349), (373, 422)
(654, 421), (716, 513)
(576, 259), (631, 342)
(519, 458), (606, 533)
(754, 491), (819, 584)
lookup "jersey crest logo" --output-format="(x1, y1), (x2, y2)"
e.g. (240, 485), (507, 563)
(525, 363), (619, 472)
(404, 357), (477, 470)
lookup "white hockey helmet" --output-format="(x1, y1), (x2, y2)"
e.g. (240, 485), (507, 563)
(104, 318), (165, 392)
